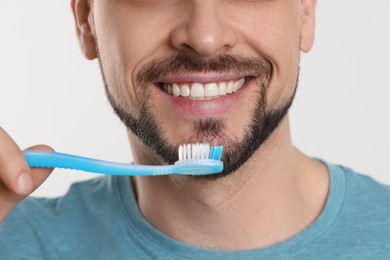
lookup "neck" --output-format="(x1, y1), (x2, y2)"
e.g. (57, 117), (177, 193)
(129, 117), (329, 250)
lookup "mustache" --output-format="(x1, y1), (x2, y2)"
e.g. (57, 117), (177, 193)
(136, 53), (273, 83)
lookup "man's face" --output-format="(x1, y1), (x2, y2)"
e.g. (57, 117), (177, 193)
(73, 0), (316, 176)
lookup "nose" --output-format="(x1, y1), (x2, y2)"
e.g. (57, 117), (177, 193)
(170, 2), (238, 57)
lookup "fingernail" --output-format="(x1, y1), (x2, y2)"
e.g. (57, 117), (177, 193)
(16, 172), (33, 195)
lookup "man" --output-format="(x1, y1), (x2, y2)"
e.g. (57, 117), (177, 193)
(1, 0), (390, 259)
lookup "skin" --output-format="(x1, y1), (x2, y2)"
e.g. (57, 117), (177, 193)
(0, 0), (329, 251)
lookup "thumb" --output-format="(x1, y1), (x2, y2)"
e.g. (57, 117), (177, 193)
(24, 145), (55, 191)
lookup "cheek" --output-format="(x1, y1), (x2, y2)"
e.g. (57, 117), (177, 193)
(94, 7), (165, 114)
(101, 24), (179, 116)
(239, 7), (301, 108)
(266, 52), (300, 109)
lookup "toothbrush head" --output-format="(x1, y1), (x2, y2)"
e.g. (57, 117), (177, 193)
(175, 143), (224, 175)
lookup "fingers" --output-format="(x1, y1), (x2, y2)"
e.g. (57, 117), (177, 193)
(0, 128), (33, 196)
(0, 128), (54, 223)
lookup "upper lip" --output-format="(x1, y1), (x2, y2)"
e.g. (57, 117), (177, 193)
(155, 72), (251, 84)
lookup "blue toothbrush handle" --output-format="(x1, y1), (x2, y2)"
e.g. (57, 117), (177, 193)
(23, 150), (223, 176)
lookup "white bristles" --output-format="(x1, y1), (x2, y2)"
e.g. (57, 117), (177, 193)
(192, 144), (198, 159)
(178, 145), (183, 160)
(186, 144), (191, 159)
(178, 143), (211, 160)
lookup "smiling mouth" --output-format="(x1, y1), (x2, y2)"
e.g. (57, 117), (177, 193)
(158, 77), (248, 101)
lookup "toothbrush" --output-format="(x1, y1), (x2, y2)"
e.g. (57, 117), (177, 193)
(23, 143), (223, 176)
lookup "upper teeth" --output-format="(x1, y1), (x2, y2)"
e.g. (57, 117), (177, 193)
(162, 78), (245, 100)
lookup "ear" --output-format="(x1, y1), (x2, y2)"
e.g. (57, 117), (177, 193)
(300, 0), (317, 53)
(71, 0), (97, 60)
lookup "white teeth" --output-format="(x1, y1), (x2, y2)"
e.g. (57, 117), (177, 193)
(162, 78), (245, 99)
(219, 82), (227, 95)
(238, 78), (245, 88)
(191, 83), (205, 98)
(205, 83), (219, 97)
(226, 81), (234, 94)
(172, 83), (180, 97)
(233, 81), (240, 92)
(181, 84), (191, 97)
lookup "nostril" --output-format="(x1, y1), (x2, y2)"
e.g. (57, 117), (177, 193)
(180, 43), (199, 55)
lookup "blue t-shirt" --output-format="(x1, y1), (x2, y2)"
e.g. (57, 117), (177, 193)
(1, 162), (390, 259)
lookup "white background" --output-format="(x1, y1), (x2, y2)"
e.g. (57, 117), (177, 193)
(0, 1), (389, 197)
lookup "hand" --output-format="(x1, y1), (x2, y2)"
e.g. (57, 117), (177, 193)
(0, 127), (54, 223)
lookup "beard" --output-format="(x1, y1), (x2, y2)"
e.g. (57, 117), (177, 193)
(99, 53), (297, 179)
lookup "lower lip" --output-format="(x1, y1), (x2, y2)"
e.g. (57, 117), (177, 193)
(156, 77), (254, 117)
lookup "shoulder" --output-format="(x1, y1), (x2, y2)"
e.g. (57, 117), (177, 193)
(3, 175), (117, 223)
(323, 162), (390, 219)
(292, 163), (390, 257)
(0, 176), (117, 256)
(340, 165), (390, 206)
(6, 175), (114, 218)
(338, 165), (390, 232)
(327, 164), (390, 251)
